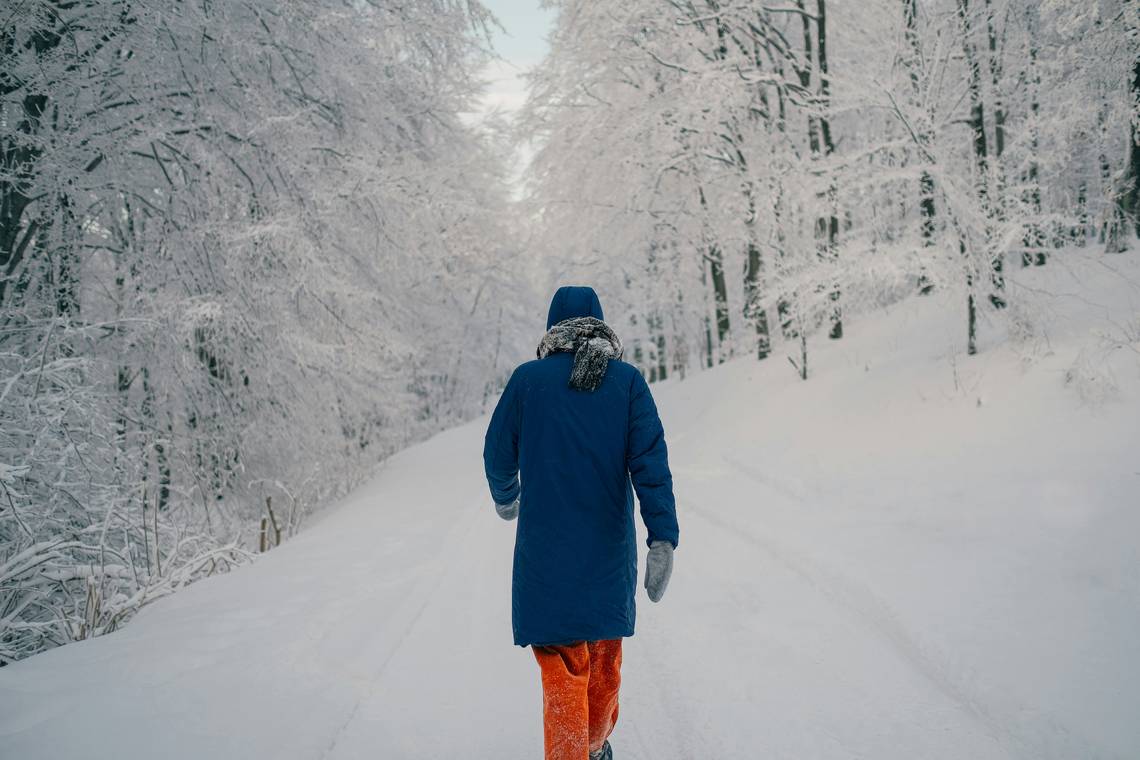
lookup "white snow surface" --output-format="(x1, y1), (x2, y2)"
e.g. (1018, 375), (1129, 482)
(3, 250), (1139, 759)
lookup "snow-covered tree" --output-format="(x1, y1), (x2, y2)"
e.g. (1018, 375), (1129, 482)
(1, 0), (533, 663)
(522, 0), (1138, 371)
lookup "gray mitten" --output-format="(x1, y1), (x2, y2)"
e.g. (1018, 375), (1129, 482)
(644, 540), (674, 602)
(494, 498), (520, 521)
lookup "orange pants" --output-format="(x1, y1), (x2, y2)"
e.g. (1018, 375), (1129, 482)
(532, 639), (622, 760)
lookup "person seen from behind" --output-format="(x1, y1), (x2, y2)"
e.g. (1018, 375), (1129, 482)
(483, 286), (679, 760)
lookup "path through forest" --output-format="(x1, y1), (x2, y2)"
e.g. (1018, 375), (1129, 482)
(2, 249), (1138, 760)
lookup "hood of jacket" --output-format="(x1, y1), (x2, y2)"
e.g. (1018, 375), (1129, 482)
(546, 286), (604, 329)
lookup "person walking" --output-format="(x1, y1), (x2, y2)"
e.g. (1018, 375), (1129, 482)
(483, 286), (679, 760)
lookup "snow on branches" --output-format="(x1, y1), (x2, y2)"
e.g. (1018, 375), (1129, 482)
(0, 0), (531, 662)
(521, 0), (1138, 372)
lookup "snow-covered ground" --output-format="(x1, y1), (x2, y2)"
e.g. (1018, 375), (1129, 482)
(2, 248), (1139, 760)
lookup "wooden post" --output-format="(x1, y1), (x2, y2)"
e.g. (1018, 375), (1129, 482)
(266, 497), (281, 548)
(259, 518), (268, 553)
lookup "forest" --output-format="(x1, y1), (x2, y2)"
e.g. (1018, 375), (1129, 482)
(1, 0), (1137, 664)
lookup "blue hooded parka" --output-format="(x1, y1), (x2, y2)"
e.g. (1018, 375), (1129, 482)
(483, 286), (679, 647)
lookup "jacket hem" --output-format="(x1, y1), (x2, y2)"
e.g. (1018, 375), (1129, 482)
(515, 627), (634, 648)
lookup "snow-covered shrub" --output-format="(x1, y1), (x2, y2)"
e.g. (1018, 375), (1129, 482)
(1064, 337), (1122, 405)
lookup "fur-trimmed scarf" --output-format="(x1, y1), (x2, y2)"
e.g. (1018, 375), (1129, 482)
(537, 317), (624, 392)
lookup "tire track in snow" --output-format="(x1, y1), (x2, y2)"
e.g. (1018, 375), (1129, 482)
(684, 497), (1016, 753)
(688, 455), (1116, 760)
(621, 697), (659, 760)
(634, 632), (699, 760)
(318, 503), (485, 760)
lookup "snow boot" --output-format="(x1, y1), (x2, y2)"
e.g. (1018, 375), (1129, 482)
(589, 741), (613, 760)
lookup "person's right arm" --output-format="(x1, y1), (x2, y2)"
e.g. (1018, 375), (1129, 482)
(483, 370), (522, 515)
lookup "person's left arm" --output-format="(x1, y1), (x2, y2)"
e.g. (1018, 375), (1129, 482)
(627, 371), (679, 601)
(628, 371), (679, 547)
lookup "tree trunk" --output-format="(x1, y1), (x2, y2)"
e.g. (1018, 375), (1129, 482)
(743, 180), (771, 360)
(800, 331), (808, 380)
(700, 260), (714, 369)
(903, 0), (938, 295)
(983, 0), (1007, 301)
(817, 0), (842, 339)
(958, 0), (1004, 319)
(0, 17), (57, 311)
(1022, 3), (1046, 266)
(738, 45), (772, 362)
(54, 204), (80, 323)
(775, 181), (795, 340)
(984, 0), (1006, 164)
(967, 289), (978, 356)
(958, 0), (987, 215)
(795, 0), (820, 157)
(709, 250), (731, 362)
(1117, 56), (1140, 241)
(964, 239), (978, 356)
(770, 59), (795, 340)
(1075, 182), (1089, 246)
(903, 0), (921, 90)
(654, 314), (668, 381)
(140, 366), (171, 513)
(743, 239), (771, 360)
(697, 182), (731, 362)
(918, 172), (937, 291)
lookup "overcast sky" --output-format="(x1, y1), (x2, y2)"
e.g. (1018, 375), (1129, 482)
(476, 0), (556, 117)
(468, 1), (556, 189)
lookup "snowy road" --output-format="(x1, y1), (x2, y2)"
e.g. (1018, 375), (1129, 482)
(3, 254), (1139, 759)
